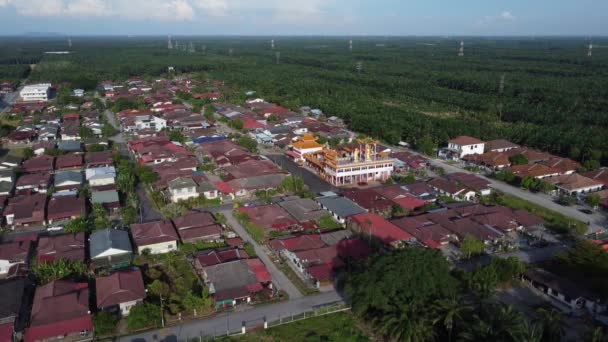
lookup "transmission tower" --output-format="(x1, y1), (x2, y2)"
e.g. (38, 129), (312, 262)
(168, 35), (173, 49)
(275, 52), (281, 65)
(201, 45), (207, 55)
(458, 41), (464, 57)
(229, 48), (233, 57)
(499, 74), (505, 94)
(588, 43), (593, 57)
(188, 42), (195, 53)
(271, 39), (275, 50)
(68, 37), (72, 48)
(349, 39), (353, 52)
(174, 41), (179, 50)
(356, 61), (363, 74)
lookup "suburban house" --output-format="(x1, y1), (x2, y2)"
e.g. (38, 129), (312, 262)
(541, 157), (581, 175)
(0, 240), (32, 277)
(463, 151), (511, 170)
(15, 173), (51, 193)
(199, 258), (272, 308)
(0, 279), (27, 342)
(238, 205), (299, 232)
(522, 268), (605, 316)
(57, 140), (82, 152)
(547, 174), (604, 196)
(24, 280), (93, 342)
(46, 196), (86, 224)
(428, 177), (477, 201)
(53, 171), (83, 194)
(342, 188), (393, 218)
(130, 220), (179, 254)
(316, 196), (367, 224)
(85, 151), (114, 168)
(508, 163), (561, 180)
(440, 136), (485, 160)
(21, 155), (54, 173)
(277, 197), (330, 226)
(55, 153), (83, 170)
(583, 169), (608, 187)
(96, 269), (145, 316)
(37, 233), (86, 263)
(485, 139), (519, 153)
(85, 166), (116, 187)
(172, 211), (223, 243)
(3, 194), (46, 228)
(91, 189), (120, 212)
(348, 212), (415, 249)
(193, 248), (249, 270)
(90, 229), (133, 269)
(167, 176), (219, 203)
(269, 235), (326, 255)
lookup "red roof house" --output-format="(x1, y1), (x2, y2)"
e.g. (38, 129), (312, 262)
(172, 211), (222, 243)
(349, 212), (415, 248)
(238, 205), (298, 232)
(130, 220), (179, 254)
(37, 233), (85, 263)
(4, 194), (46, 227)
(25, 280), (92, 342)
(85, 151), (114, 168)
(55, 154), (83, 170)
(47, 196), (86, 223)
(22, 155), (54, 173)
(96, 269), (146, 315)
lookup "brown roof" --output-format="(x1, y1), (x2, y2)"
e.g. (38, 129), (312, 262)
(541, 157), (581, 174)
(178, 224), (222, 243)
(96, 269), (145, 309)
(47, 196), (85, 220)
(0, 240), (31, 262)
(547, 174), (604, 191)
(130, 220), (179, 247)
(22, 155), (54, 173)
(37, 233), (85, 263)
(172, 211), (216, 230)
(343, 188), (392, 213)
(485, 139), (519, 151)
(85, 151), (114, 167)
(16, 172), (51, 188)
(583, 169), (608, 187)
(29, 280), (91, 326)
(448, 136), (484, 146)
(55, 154), (83, 169)
(4, 194), (46, 224)
(508, 163), (561, 178)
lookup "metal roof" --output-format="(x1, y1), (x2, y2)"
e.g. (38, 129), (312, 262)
(90, 229), (132, 258)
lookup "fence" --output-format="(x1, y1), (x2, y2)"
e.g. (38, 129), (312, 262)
(184, 302), (351, 342)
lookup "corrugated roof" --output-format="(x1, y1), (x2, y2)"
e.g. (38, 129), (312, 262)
(90, 229), (132, 258)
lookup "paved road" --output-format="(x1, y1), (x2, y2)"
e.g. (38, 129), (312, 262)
(265, 154), (337, 194)
(118, 291), (342, 342)
(221, 209), (302, 299)
(0, 88), (21, 113)
(427, 158), (605, 234)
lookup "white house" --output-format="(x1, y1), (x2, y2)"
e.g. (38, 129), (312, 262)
(20, 83), (51, 102)
(85, 166), (116, 187)
(73, 89), (85, 97)
(444, 136), (485, 159)
(130, 221), (179, 255)
(167, 177), (199, 203)
(125, 115), (167, 132)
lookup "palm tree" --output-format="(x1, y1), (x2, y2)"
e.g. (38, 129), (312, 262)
(515, 321), (544, 342)
(375, 302), (435, 342)
(587, 327), (606, 342)
(432, 297), (471, 342)
(459, 304), (525, 342)
(535, 307), (565, 342)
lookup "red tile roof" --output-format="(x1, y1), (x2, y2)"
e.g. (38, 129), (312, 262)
(393, 196), (427, 210)
(55, 154), (83, 169)
(22, 155), (54, 173)
(25, 280), (92, 342)
(47, 196), (85, 220)
(449, 136), (484, 146)
(194, 249), (248, 268)
(350, 213), (414, 245)
(269, 235), (325, 252)
(37, 233), (85, 263)
(96, 269), (146, 309)
(239, 205), (298, 231)
(246, 259), (272, 283)
(130, 220), (179, 248)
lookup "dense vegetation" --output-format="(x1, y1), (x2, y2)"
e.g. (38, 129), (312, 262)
(344, 248), (584, 341)
(1, 36), (607, 165)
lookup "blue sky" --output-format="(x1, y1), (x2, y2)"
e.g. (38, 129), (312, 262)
(0, 0), (606, 36)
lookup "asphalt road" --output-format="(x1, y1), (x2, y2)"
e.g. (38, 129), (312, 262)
(221, 209), (303, 299)
(427, 158), (606, 234)
(265, 154), (338, 194)
(118, 290), (342, 342)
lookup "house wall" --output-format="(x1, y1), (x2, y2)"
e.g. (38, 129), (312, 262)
(448, 143), (485, 158)
(558, 184), (604, 196)
(137, 241), (177, 255)
(119, 299), (141, 316)
(202, 190), (218, 200)
(89, 177), (115, 187)
(170, 187), (198, 203)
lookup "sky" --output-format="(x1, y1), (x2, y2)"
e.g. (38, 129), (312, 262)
(0, 0), (606, 36)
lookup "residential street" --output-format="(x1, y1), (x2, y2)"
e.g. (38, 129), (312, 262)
(221, 209), (303, 299)
(118, 290), (342, 342)
(265, 154), (337, 194)
(427, 158), (606, 234)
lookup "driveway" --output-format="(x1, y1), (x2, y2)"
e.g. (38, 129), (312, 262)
(265, 154), (338, 194)
(118, 291), (342, 342)
(221, 210), (302, 299)
(137, 184), (163, 223)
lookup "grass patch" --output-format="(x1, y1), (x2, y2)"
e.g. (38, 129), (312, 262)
(230, 312), (367, 342)
(275, 260), (319, 296)
(481, 192), (587, 236)
(317, 215), (342, 231)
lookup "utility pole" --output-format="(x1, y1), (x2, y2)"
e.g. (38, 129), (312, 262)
(271, 39), (275, 50)
(167, 35), (173, 49)
(349, 39), (353, 52)
(588, 43), (593, 57)
(458, 40), (464, 57)
(356, 61), (363, 74)
(160, 294), (165, 328)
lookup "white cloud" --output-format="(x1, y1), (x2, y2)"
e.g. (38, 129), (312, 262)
(476, 10), (517, 27)
(64, 0), (110, 16)
(194, 0), (228, 16)
(500, 11), (516, 20)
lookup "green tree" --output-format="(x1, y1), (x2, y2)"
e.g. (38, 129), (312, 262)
(433, 297), (472, 342)
(31, 259), (88, 285)
(147, 279), (171, 298)
(134, 165), (159, 184)
(460, 235), (485, 259)
(101, 123), (116, 137)
(87, 144), (107, 152)
(584, 160), (601, 171)
(93, 312), (119, 336)
(91, 203), (111, 230)
(345, 249), (457, 341)
(586, 194), (601, 208)
(64, 217), (88, 234)
(79, 127), (94, 139)
(509, 154), (529, 166)
(236, 135), (257, 153)
(203, 105), (215, 121)
(229, 118), (243, 130)
(22, 147), (34, 159)
(120, 206), (137, 225)
(416, 136), (436, 156)
(391, 204), (406, 218)
(535, 308), (565, 342)
(168, 130), (186, 144)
